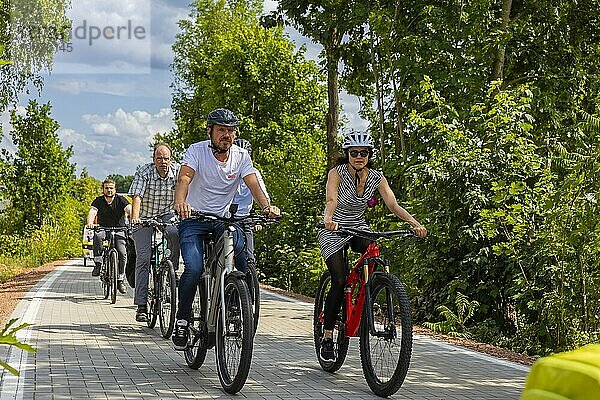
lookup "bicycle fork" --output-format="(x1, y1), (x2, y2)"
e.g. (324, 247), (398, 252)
(363, 258), (395, 339)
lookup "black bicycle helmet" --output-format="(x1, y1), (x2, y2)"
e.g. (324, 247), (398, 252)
(206, 108), (239, 128)
(234, 138), (252, 155)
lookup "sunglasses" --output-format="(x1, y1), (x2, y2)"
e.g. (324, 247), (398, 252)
(349, 149), (369, 158)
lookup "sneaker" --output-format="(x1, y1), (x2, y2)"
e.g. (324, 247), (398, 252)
(135, 306), (148, 322)
(172, 320), (189, 350)
(91, 263), (101, 277)
(320, 338), (336, 362)
(117, 280), (127, 294)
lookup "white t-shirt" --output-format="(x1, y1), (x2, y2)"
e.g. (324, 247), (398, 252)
(182, 141), (255, 216)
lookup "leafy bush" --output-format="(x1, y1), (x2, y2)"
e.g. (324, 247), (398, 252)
(424, 292), (479, 339)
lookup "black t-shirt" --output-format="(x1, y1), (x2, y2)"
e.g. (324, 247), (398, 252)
(91, 195), (130, 227)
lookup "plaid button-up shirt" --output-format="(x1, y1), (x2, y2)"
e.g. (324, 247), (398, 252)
(129, 163), (177, 218)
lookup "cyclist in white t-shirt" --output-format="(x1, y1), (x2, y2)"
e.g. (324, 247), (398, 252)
(171, 108), (280, 350)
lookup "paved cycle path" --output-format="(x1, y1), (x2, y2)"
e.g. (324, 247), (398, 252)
(0, 259), (528, 399)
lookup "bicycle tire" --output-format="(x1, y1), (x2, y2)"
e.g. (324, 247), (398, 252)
(215, 276), (254, 394)
(313, 271), (349, 373)
(101, 254), (110, 299)
(359, 273), (412, 397)
(147, 262), (158, 328)
(245, 263), (260, 333)
(185, 284), (208, 369)
(109, 249), (118, 304)
(159, 260), (177, 338)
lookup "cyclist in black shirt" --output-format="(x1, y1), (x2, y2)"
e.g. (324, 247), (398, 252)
(86, 177), (132, 294)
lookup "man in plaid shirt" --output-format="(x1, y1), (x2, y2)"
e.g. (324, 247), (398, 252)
(129, 143), (180, 322)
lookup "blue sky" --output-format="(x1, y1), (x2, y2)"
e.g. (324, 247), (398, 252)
(1, 0), (367, 180)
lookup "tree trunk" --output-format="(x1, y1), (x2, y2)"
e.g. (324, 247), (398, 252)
(325, 37), (340, 171)
(492, 0), (513, 81)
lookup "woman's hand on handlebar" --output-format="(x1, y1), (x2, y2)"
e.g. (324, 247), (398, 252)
(324, 219), (338, 231)
(409, 222), (427, 238)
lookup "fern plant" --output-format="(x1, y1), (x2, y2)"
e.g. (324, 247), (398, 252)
(0, 318), (35, 375)
(424, 292), (479, 339)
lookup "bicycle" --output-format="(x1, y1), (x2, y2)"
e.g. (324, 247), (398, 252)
(93, 226), (130, 304)
(176, 209), (260, 394)
(137, 217), (178, 338)
(240, 211), (280, 333)
(314, 225), (417, 397)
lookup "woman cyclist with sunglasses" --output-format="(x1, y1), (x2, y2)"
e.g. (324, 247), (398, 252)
(316, 130), (428, 362)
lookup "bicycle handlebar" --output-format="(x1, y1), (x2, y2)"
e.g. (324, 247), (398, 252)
(315, 223), (417, 241)
(92, 226), (130, 232)
(174, 209), (281, 225)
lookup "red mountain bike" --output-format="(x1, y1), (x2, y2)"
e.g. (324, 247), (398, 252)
(314, 225), (417, 397)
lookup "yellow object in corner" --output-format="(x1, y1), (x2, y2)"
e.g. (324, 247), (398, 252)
(520, 344), (600, 400)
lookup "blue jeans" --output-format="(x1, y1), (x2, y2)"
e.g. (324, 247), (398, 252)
(176, 218), (247, 321)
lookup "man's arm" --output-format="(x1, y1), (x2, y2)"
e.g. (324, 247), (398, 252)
(131, 195), (142, 221)
(86, 207), (98, 228)
(174, 165), (195, 219)
(243, 173), (280, 217)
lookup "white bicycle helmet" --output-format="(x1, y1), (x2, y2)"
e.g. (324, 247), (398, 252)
(341, 130), (374, 149)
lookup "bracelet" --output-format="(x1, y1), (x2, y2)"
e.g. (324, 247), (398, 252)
(262, 205), (271, 211)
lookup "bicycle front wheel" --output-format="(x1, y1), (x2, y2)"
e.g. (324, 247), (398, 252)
(147, 262), (158, 328)
(101, 259), (110, 300)
(159, 260), (176, 338)
(313, 271), (349, 372)
(185, 284), (207, 369)
(215, 275), (253, 394)
(359, 273), (412, 397)
(245, 263), (260, 333)
(109, 250), (118, 304)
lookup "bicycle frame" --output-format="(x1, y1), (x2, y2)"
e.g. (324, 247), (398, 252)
(343, 241), (383, 337)
(202, 223), (239, 336)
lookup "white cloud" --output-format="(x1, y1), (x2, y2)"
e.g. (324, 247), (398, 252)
(60, 107), (175, 178)
(50, 0), (152, 74)
(47, 79), (135, 96)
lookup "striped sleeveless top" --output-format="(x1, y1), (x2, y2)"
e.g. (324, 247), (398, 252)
(317, 164), (383, 261)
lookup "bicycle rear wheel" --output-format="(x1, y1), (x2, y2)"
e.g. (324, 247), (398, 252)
(245, 263), (260, 333)
(109, 249), (118, 304)
(159, 260), (176, 338)
(185, 284), (207, 369)
(359, 273), (412, 397)
(215, 275), (253, 394)
(147, 262), (158, 328)
(313, 271), (349, 373)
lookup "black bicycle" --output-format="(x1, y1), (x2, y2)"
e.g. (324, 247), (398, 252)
(93, 226), (130, 304)
(137, 217), (178, 338)
(240, 212), (280, 333)
(176, 209), (261, 394)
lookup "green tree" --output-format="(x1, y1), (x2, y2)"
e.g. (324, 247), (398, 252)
(0, 100), (75, 231)
(278, 0), (368, 169)
(107, 174), (134, 194)
(0, 0), (70, 115)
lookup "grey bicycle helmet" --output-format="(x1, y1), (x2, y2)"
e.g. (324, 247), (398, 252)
(207, 108), (239, 128)
(341, 130), (374, 149)
(234, 138), (252, 155)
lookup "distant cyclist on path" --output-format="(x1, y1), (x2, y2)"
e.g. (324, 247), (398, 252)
(129, 143), (180, 323)
(86, 177), (132, 295)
